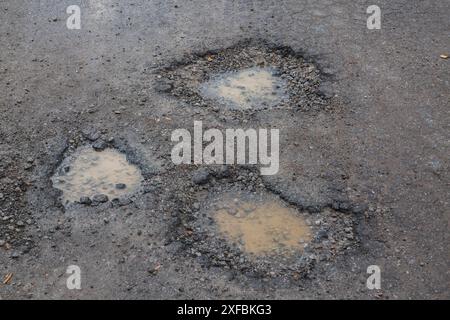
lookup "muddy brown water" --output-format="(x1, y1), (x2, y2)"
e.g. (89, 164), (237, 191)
(52, 147), (143, 205)
(200, 67), (287, 109)
(214, 198), (312, 256)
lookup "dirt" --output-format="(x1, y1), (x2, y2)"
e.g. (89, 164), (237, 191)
(0, 0), (448, 300)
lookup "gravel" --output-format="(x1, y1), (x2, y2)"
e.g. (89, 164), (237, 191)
(92, 194), (109, 203)
(79, 196), (92, 205)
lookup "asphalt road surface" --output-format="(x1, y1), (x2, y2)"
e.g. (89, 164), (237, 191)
(0, 0), (448, 299)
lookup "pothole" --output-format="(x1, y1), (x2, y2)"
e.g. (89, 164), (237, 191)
(200, 67), (287, 109)
(214, 197), (312, 256)
(52, 147), (143, 206)
(175, 183), (357, 280)
(157, 41), (332, 112)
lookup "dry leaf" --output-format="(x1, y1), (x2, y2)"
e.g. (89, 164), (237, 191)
(3, 273), (13, 285)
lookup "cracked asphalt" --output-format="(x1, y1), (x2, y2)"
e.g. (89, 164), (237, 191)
(0, 0), (449, 299)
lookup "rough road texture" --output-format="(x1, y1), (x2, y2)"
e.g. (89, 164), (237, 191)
(0, 0), (449, 299)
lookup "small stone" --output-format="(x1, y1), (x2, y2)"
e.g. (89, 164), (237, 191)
(79, 196), (92, 205)
(92, 139), (107, 151)
(155, 80), (173, 93)
(115, 183), (127, 190)
(92, 194), (108, 203)
(316, 229), (328, 240)
(11, 252), (20, 259)
(119, 198), (132, 206)
(0, 240), (5, 247)
(149, 264), (161, 275)
(339, 201), (351, 211)
(82, 128), (101, 141)
(192, 168), (210, 185)
(16, 221), (25, 227)
(0, 193), (4, 200)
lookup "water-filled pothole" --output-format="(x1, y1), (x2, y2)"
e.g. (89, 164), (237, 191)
(52, 147), (143, 206)
(157, 41), (331, 113)
(176, 184), (357, 279)
(200, 67), (287, 109)
(214, 198), (311, 256)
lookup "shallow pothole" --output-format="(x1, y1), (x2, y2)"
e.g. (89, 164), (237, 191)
(157, 41), (332, 113)
(52, 147), (143, 206)
(214, 197), (312, 256)
(175, 182), (357, 279)
(200, 67), (287, 109)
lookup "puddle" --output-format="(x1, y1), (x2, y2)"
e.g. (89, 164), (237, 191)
(52, 147), (143, 205)
(214, 198), (312, 256)
(200, 67), (287, 109)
